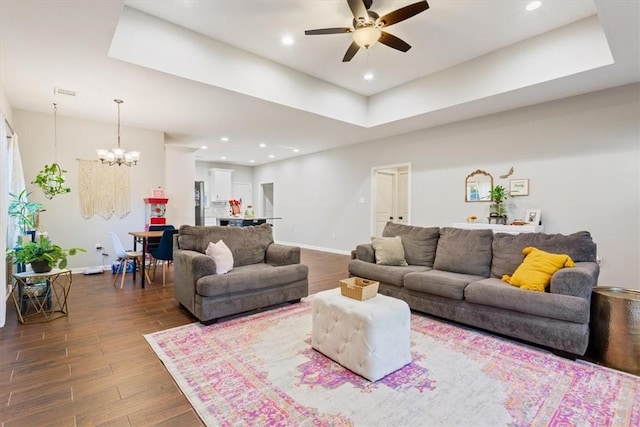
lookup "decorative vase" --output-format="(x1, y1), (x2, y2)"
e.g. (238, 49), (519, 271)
(31, 260), (52, 273)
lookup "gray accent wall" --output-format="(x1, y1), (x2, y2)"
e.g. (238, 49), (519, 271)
(253, 84), (639, 289)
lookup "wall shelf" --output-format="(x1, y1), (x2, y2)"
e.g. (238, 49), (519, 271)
(453, 222), (543, 234)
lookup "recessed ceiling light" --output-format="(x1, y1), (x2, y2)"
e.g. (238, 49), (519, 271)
(200, 146), (208, 149)
(293, 148), (300, 153)
(526, 1), (541, 11)
(364, 73), (374, 82)
(259, 143), (267, 148)
(269, 154), (275, 158)
(249, 160), (255, 163)
(221, 156), (226, 160)
(282, 36), (294, 45)
(220, 137), (229, 142)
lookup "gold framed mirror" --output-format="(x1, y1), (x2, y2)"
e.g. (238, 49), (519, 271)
(465, 169), (493, 202)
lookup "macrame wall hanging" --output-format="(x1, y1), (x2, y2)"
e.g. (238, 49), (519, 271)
(78, 159), (130, 219)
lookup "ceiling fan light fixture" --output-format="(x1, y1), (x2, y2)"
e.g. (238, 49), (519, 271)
(352, 26), (381, 48)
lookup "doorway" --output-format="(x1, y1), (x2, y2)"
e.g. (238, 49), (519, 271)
(372, 164), (410, 236)
(261, 182), (274, 222)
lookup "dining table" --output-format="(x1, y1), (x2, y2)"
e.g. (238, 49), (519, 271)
(128, 230), (164, 288)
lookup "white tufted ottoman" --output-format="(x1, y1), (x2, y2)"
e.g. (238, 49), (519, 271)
(311, 288), (411, 381)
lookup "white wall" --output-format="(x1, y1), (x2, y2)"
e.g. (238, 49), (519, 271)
(254, 84), (640, 288)
(165, 146), (197, 227)
(13, 109), (165, 271)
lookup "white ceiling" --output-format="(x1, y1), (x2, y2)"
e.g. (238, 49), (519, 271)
(1, 0), (638, 166)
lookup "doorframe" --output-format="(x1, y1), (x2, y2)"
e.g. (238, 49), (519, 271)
(371, 162), (411, 237)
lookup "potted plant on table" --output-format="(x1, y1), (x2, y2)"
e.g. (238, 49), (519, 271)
(489, 185), (508, 218)
(8, 190), (43, 239)
(8, 237), (85, 273)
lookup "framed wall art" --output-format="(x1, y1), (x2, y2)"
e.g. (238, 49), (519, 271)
(509, 179), (529, 196)
(525, 208), (541, 225)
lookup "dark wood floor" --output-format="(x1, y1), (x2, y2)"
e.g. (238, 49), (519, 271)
(0, 249), (351, 426)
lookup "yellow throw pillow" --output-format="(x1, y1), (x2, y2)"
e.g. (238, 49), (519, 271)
(502, 246), (575, 292)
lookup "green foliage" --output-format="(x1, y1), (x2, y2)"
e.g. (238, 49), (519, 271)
(32, 163), (71, 199)
(7, 237), (85, 270)
(489, 185), (508, 204)
(8, 190), (43, 233)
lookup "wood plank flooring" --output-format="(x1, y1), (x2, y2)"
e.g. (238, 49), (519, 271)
(0, 248), (351, 426)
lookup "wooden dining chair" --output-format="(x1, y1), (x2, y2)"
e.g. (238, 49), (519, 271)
(108, 232), (150, 289)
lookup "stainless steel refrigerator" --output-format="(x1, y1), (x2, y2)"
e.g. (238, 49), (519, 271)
(195, 181), (205, 225)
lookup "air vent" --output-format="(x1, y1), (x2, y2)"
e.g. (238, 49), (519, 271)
(53, 87), (77, 97)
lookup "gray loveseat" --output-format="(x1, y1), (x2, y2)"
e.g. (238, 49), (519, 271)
(349, 222), (600, 357)
(173, 224), (309, 324)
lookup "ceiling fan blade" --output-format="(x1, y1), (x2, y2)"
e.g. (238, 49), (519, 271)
(379, 32), (411, 52)
(347, 0), (370, 21)
(305, 27), (352, 35)
(342, 41), (361, 62)
(378, 0), (429, 27)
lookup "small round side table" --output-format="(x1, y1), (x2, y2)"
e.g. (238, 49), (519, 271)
(587, 286), (640, 375)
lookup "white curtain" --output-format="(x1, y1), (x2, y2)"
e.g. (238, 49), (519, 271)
(7, 133), (25, 248)
(2, 115), (25, 327)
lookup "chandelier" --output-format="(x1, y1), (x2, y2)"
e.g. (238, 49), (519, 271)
(97, 99), (140, 166)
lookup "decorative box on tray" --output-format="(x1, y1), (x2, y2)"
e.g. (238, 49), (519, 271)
(340, 277), (379, 301)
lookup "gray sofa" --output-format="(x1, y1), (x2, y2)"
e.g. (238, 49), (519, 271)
(349, 222), (600, 357)
(173, 224), (309, 324)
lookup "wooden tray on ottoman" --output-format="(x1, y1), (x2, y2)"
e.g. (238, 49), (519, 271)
(340, 277), (379, 301)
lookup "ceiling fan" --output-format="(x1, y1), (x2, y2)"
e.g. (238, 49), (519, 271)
(304, 0), (430, 62)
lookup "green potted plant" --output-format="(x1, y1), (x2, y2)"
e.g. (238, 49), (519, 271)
(8, 189), (43, 234)
(489, 185), (508, 217)
(8, 237), (85, 273)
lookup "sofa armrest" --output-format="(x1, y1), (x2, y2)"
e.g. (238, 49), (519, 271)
(266, 243), (300, 266)
(355, 243), (375, 264)
(550, 262), (600, 300)
(173, 249), (217, 314)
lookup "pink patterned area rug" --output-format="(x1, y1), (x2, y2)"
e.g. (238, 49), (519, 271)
(144, 298), (639, 426)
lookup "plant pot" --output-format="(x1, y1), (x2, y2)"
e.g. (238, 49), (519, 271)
(30, 261), (52, 273)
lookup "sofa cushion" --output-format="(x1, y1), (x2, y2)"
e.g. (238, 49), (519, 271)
(491, 231), (596, 278)
(205, 240), (234, 274)
(465, 278), (590, 324)
(404, 270), (485, 300)
(371, 236), (408, 266)
(196, 263), (308, 297)
(178, 224), (274, 266)
(382, 222), (440, 267)
(433, 228), (493, 277)
(502, 247), (575, 292)
(348, 259), (430, 287)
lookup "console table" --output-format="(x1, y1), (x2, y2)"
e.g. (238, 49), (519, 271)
(11, 269), (72, 324)
(453, 223), (544, 234)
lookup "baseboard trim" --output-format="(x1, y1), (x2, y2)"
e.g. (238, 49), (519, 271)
(275, 241), (351, 256)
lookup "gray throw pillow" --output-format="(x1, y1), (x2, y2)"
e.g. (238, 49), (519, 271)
(371, 236), (408, 266)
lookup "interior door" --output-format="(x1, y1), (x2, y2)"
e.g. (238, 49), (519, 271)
(372, 164), (410, 237)
(375, 171), (395, 236)
(397, 169), (409, 225)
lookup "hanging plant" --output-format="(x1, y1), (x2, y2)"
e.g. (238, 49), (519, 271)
(32, 103), (71, 199)
(32, 163), (71, 199)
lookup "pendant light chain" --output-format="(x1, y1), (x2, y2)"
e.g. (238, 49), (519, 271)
(116, 99), (122, 150)
(53, 102), (58, 164)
